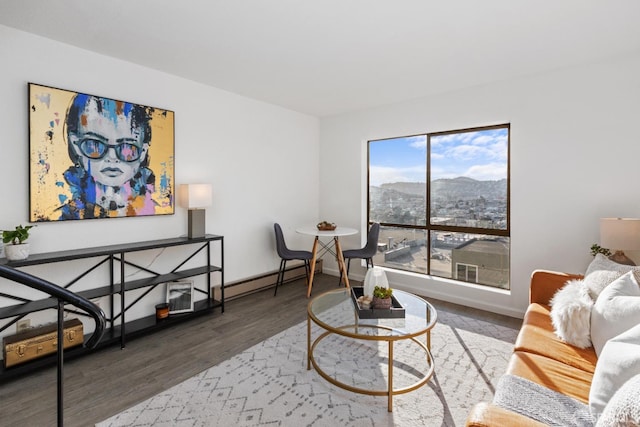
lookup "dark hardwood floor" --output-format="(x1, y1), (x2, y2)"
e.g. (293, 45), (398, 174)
(0, 274), (521, 426)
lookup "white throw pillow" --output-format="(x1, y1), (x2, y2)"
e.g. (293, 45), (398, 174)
(549, 279), (593, 348)
(596, 373), (640, 427)
(590, 270), (640, 356)
(590, 323), (640, 420)
(583, 254), (640, 300)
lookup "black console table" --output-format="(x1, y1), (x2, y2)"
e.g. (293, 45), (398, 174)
(0, 234), (223, 381)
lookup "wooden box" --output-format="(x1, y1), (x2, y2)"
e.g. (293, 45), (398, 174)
(3, 319), (83, 368)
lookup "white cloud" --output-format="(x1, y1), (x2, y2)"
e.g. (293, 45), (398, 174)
(442, 142), (506, 161)
(372, 128), (508, 183)
(489, 140), (508, 160)
(370, 165), (426, 186)
(449, 144), (485, 159)
(463, 163), (507, 181)
(470, 134), (493, 145)
(408, 136), (427, 150)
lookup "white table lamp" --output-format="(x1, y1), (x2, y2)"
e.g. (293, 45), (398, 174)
(180, 184), (212, 239)
(600, 217), (640, 265)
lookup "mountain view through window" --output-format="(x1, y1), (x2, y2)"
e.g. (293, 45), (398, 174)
(368, 125), (510, 289)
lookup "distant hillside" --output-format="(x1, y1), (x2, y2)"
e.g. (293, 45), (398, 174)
(379, 182), (424, 196)
(376, 177), (506, 200)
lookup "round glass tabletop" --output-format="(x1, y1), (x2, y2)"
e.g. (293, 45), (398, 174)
(307, 288), (437, 340)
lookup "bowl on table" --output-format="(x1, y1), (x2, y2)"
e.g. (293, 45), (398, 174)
(317, 221), (337, 231)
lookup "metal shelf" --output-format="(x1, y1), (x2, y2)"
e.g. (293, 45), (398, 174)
(0, 235), (224, 379)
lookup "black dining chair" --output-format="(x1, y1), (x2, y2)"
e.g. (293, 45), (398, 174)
(339, 222), (381, 285)
(273, 223), (313, 296)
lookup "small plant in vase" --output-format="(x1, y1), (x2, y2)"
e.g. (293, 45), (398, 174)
(590, 244), (611, 257)
(2, 225), (34, 261)
(372, 285), (393, 309)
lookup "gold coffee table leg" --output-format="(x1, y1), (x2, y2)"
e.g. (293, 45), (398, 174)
(426, 308), (432, 350)
(307, 316), (311, 370)
(388, 340), (394, 412)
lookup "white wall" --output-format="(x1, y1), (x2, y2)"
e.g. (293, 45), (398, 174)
(3, 22), (639, 328)
(0, 25), (320, 332)
(319, 53), (640, 317)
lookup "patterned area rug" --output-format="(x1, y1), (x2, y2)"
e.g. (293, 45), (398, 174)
(97, 306), (518, 427)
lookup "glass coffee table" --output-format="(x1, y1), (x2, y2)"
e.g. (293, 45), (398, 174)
(307, 288), (437, 412)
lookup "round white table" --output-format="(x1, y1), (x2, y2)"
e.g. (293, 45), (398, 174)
(296, 226), (358, 297)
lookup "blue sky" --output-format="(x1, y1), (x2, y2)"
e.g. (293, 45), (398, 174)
(369, 128), (508, 186)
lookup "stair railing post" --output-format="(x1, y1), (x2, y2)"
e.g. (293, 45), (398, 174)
(57, 299), (64, 427)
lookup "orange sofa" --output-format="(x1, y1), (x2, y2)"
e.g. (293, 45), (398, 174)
(466, 270), (595, 426)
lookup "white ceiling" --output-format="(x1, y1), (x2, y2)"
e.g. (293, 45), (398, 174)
(2, 1), (640, 117)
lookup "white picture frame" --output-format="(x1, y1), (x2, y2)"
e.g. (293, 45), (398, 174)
(166, 280), (194, 314)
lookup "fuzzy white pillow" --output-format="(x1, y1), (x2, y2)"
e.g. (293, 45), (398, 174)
(583, 254), (640, 300)
(550, 279), (594, 348)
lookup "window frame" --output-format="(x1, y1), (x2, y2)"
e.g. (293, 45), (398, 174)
(367, 123), (510, 288)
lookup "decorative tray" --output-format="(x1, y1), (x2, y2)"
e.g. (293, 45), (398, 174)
(350, 287), (405, 319)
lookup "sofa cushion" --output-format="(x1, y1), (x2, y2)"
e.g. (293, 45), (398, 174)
(590, 270), (640, 356)
(515, 303), (597, 373)
(466, 402), (548, 427)
(507, 351), (593, 404)
(589, 323), (640, 419)
(583, 253), (640, 300)
(549, 279), (593, 348)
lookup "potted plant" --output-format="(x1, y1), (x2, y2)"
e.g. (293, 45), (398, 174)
(2, 225), (34, 261)
(372, 285), (393, 309)
(590, 243), (611, 257)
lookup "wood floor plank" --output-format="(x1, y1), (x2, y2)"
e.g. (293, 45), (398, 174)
(0, 274), (521, 426)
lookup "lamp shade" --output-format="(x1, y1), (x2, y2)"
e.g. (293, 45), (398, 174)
(600, 218), (640, 251)
(180, 184), (212, 209)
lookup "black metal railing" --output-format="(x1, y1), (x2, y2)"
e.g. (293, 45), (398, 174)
(0, 264), (106, 427)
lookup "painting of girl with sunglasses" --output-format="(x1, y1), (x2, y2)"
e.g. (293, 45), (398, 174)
(61, 94), (155, 219)
(28, 84), (174, 221)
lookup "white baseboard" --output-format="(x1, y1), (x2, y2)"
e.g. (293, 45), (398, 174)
(322, 266), (524, 319)
(221, 260), (322, 300)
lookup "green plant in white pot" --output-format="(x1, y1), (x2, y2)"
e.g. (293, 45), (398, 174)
(2, 225), (34, 261)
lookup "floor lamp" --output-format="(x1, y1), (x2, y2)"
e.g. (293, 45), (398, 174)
(180, 184), (212, 239)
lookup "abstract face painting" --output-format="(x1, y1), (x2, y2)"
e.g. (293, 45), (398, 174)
(29, 84), (175, 221)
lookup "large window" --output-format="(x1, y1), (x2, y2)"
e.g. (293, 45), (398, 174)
(368, 124), (510, 289)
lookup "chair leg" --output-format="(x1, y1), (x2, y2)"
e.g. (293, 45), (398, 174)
(304, 260), (310, 283)
(338, 258), (353, 287)
(275, 259), (286, 296)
